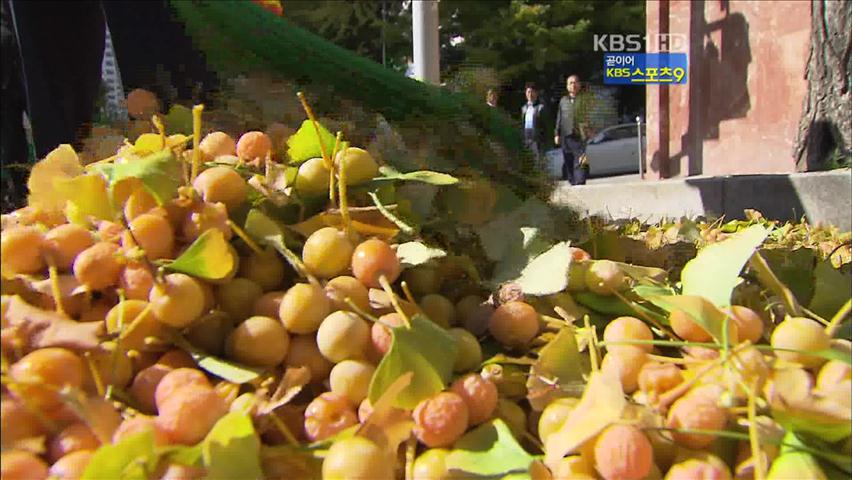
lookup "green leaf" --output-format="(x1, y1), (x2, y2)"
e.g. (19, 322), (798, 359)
(761, 248), (816, 306)
(632, 284), (676, 299)
(94, 150), (182, 205)
(285, 119), (336, 165)
(375, 165), (459, 185)
(574, 291), (638, 317)
(809, 261), (851, 320)
(750, 252), (803, 316)
(773, 408), (852, 443)
(395, 241), (447, 269)
(162, 229), (235, 281)
(768, 452), (828, 479)
(82, 430), (157, 480)
(526, 326), (586, 410)
(646, 295), (731, 344)
(174, 336), (261, 384)
(164, 104), (193, 135)
(681, 224), (768, 307)
(476, 198), (554, 263)
(614, 262), (667, 283)
(368, 314), (457, 409)
(513, 241), (573, 296)
(445, 419), (535, 477)
(202, 412), (263, 480)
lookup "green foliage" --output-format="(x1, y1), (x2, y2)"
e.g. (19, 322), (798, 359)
(286, 119), (337, 165)
(173, 336), (262, 384)
(681, 224), (769, 307)
(82, 431), (157, 480)
(161, 229), (236, 281)
(202, 413), (263, 480)
(375, 165), (459, 185)
(396, 241), (447, 269)
(445, 419), (536, 477)
(94, 150), (182, 205)
(368, 314), (458, 409)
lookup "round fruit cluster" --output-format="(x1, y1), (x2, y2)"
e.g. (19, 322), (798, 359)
(2, 93), (850, 480)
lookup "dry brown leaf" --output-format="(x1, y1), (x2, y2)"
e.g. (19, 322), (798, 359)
(4, 295), (103, 350)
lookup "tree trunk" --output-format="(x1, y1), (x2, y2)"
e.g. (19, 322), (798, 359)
(794, 0), (852, 171)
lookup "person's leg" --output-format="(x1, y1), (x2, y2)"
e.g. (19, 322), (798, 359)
(9, 0), (105, 159)
(103, 0), (219, 108)
(1, 0), (28, 211)
(561, 141), (575, 183)
(568, 138), (587, 185)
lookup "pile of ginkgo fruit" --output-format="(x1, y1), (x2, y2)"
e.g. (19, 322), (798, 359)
(1, 89), (850, 480)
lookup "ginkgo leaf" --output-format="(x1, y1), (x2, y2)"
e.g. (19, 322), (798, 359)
(544, 371), (626, 470)
(82, 430), (157, 480)
(526, 326), (586, 411)
(286, 119), (336, 165)
(513, 242), (573, 296)
(681, 224), (768, 307)
(368, 314), (457, 409)
(94, 150), (182, 205)
(396, 242), (447, 268)
(445, 419), (535, 477)
(646, 294), (732, 344)
(375, 165), (459, 185)
(27, 144), (83, 212)
(53, 174), (115, 222)
(202, 412), (263, 480)
(162, 229), (236, 281)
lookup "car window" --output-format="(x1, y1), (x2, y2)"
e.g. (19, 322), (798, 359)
(604, 126), (634, 141)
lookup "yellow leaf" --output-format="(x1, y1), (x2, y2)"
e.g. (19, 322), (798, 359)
(544, 371), (626, 470)
(27, 145), (83, 212)
(53, 174), (114, 222)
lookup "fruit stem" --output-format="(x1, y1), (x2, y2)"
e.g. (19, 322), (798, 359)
(337, 145), (352, 240)
(226, 219), (264, 255)
(583, 314), (599, 371)
(747, 378), (766, 480)
(83, 351), (105, 398)
(296, 92), (332, 171)
(344, 297), (380, 324)
(657, 342), (751, 411)
(119, 303), (155, 341)
(400, 281), (416, 305)
(611, 289), (677, 340)
(152, 114), (167, 150)
(379, 274), (410, 328)
(268, 410), (299, 447)
(190, 104), (204, 183)
(826, 298), (851, 337)
(46, 258), (67, 316)
(404, 434), (416, 480)
(329, 131), (343, 205)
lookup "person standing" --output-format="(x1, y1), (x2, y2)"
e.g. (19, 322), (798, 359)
(521, 82), (545, 163)
(555, 75), (591, 185)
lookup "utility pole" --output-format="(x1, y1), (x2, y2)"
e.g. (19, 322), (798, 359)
(412, 0), (440, 84)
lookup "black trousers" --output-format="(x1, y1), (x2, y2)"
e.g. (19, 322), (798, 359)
(561, 135), (587, 185)
(2, 0), (218, 165)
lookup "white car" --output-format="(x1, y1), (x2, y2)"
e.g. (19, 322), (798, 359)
(545, 123), (646, 178)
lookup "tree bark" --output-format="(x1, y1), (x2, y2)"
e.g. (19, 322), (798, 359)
(794, 0), (852, 171)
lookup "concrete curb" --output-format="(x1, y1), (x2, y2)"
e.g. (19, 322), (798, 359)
(550, 169), (851, 231)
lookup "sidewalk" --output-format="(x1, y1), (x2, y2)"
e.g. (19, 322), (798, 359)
(550, 169), (852, 231)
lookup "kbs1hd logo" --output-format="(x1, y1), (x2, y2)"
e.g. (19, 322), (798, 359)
(595, 34), (688, 85)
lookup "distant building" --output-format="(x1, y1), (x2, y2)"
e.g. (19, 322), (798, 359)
(644, 0), (810, 178)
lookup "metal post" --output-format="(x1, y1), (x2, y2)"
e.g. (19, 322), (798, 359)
(412, 0), (440, 84)
(636, 116), (644, 179)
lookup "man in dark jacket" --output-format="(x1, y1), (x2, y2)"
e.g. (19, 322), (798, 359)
(521, 82), (546, 164)
(555, 75), (590, 185)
